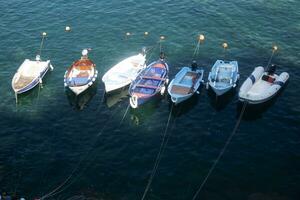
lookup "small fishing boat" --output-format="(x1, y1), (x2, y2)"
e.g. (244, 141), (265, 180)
(102, 49), (146, 93)
(168, 61), (204, 105)
(12, 55), (53, 94)
(239, 64), (289, 104)
(207, 60), (239, 96)
(129, 53), (169, 109)
(64, 49), (98, 95)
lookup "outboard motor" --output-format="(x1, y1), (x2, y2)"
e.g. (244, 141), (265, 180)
(191, 60), (198, 71)
(267, 64), (276, 75)
(159, 52), (165, 60)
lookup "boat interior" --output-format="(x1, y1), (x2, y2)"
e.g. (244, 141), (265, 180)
(67, 59), (94, 86)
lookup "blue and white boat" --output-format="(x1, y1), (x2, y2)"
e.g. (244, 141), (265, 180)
(168, 63), (204, 105)
(12, 55), (53, 94)
(129, 53), (169, 109)
(207, 60), (239, 96)
(64, 49), (98, 95)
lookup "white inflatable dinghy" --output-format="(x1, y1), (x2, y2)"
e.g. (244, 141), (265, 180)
(239, 64), (289, 104)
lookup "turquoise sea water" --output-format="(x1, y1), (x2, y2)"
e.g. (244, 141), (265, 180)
(0, 0), (300, 199)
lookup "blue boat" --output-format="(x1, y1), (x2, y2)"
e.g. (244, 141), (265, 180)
(207, 60), (239, 96)
(129, 53), (169, 108)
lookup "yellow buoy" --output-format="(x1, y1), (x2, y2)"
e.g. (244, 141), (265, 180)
(273, 45), (278, 51)
(160, 35), (165, 40)
(222, 42), (228, 49)
(199, 34), (205, 42)
(65, 26), (71, 32)
(42, 32), (47, 36)
(144, 31), (149, 36)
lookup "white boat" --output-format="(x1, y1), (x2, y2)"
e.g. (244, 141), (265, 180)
(239, 65), (289, 104)
(64, 49), (98, 95)
(102, 50), (146, 93)
(208, 60), (239, 96)
(12, 55), (53, 94)
(168, 64), (204, 105)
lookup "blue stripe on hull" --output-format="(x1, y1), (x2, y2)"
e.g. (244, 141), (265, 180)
(16, 67), (50, 94)
(249, 75), (256, 84)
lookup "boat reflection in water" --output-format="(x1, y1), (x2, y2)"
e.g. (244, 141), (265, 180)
(104, 86), (129, 108)
(129, 99), (162, 126)
(169, 93), (200, 117)
(65, 82), (97, 110)
(207, 86), (236, 111)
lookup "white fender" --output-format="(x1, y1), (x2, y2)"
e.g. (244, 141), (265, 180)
(160, 86), (166, 95)
(239, 66), (264, 97)
(50, 64), (54, 71)
(130, 95), (138, 109)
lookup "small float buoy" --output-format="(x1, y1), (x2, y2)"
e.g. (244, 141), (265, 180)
(222, 42), (228, 49)
(65, 26), (71, 32)
(199, 34), (205, 42)
(126, 32), (131, 36)
(160, 35), (165, 40)
(42, 32), (47, 36)
(144, 31), (149, 36)
(273, 45), (278, 51)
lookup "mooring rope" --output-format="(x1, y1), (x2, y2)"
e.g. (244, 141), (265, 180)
(38, 33), (47, 57)
(265, 46), (277, 72)
(141, 104), (174, 200)
(120, 104), (130, 125)
(191, 102), (247, 200)
(39, 107), (121, 199)
(193, 41), (201, 58)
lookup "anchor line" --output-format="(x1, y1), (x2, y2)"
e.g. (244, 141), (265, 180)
(265, 50), (276, 72)
(146, 43), (159, 62)
(45, 103), (136, 199)
(192, 40), (201, 59)
(141, 105), (174, 200)
(39, 107), (121, 200)
(96, 91), (106, 112)
(120, 104), (130, 125)
(38, 35), (46, 57)
(191, 102), (247, 200)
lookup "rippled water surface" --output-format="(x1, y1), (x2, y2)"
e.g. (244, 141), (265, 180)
(0, 0), (299, 199)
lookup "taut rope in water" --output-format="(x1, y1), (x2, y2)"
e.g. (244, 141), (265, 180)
(141, 104), (174, 200)
(38, 32), (47, 57)
(39, 107), (121, 199)
(120, 104), (130, 125)
(192, 34), (205, 59)
(191, 102), (247, 200)
(265, 45), (278, 71)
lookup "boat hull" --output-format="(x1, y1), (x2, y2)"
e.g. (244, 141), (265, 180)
(208, 60), (239, 96)
(168, 67), (204, 105)
(209, 84), (232, 96)
(129, 59), (169, 109)
(64, 56), (98, 96)
(64, 70), (97, 96)
(238, 66), (289, 104)
(12, 60), (52, 94)
(102, 53), (146, 93)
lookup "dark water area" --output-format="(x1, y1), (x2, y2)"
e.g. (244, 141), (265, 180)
(0, 0), (299, 199)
